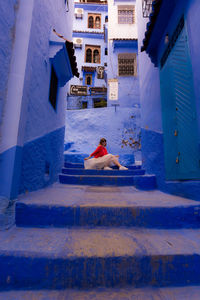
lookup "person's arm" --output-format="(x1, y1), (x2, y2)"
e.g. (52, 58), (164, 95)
(84, 145), (101, 160)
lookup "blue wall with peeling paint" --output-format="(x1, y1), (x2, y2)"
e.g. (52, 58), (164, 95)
(137, 0), (200, 200)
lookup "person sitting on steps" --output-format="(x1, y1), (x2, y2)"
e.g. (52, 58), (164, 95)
(84, 138), (128, 170)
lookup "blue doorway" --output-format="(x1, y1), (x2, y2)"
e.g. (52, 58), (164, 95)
(160, 20), (200, 180)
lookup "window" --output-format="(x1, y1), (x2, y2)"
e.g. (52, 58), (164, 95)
(85, 74), (92, 85)
(86, 48), (92, 63)
(49, 65), (58, 110)
(95, 16), (101, 28)
(93, 49), (100, 63)
(142, 0), (152, 18)
(85, 45), (101, 63)
(105, 16), (108, 23)
(88, 14), (101, 29)
(118, 53), (137, 76)
(88, 16), (94, 28)
(105, 48), (108, 55)
(118, 6), (135, 24)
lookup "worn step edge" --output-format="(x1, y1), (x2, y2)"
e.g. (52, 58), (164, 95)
(59, 174), (135, 186)
(1, 286), (200, 299)
(15, 202), (200, 228)
(0, 227), (200, 289)
(59, 174), (156, 189)
(62, 168), (146, 176)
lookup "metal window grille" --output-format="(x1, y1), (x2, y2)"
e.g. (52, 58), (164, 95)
(86, 48), (92, 62)
(118, 53), (137, 76)
(88, 16), (94, 28)
(118, 6), (135, 24)
(142, 0), (152, 18)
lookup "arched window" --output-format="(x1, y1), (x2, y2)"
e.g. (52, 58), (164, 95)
(88, 16), (94, 28)
(86, 74), (92, 85)
(93, 49), (100, 63)
(85, 45), (101, 63)
(86, 48), (92, 62)
(95, 16), (100, 28)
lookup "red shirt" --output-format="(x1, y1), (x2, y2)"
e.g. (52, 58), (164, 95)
(90, 145), (108, 158)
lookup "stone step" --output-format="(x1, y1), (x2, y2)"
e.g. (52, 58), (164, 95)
(0, 227), (200, 289)
(16, 185), (200, 228)
(1, 286), (200, 299)
(16, 200), (200, 228)
(64, 162), (142, 170)
(62, 167), (146, 176)
(59, 174), (156, 189)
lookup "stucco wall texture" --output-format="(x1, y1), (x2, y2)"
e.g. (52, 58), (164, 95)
(64, 107), (141, 164)
(23, 0), (72, 143)
(0, 0), (18, 130)
(18, 0), (74, 194)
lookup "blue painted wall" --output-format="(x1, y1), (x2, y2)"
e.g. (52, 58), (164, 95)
(67, 2), (108, 109)
(107, 40), (140, 108)
(0, 0), (74, 199)
(0, 0), (18, 125)
(137, 0), (200, 200)
(64, 107), (141, 165)
(19, 0), (74, 194)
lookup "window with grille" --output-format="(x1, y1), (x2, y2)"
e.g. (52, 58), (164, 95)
(142, 0), (152, 18)
(118, 5), (135, 24)
(85, 45), (101, 63)
(118, 53), (137, 76)
(88, 14), (101, 29)
(88, 16), (94, 28)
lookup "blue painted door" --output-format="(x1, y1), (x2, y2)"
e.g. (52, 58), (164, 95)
(160, 24), (200, 180)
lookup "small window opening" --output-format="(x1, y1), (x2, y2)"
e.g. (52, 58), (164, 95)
(93, 50), (100, 63)
(105, 48), (108, 55)
(95, 16), (101, 28)
(88, 16), (94, 28)
(86, 48), (92, 62)
(85, 74), (92, 85)
(105, 16), (108, 22)
(49, 65), (58, 110)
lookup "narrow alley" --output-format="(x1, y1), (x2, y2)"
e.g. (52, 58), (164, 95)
(1, 0), (200, 299)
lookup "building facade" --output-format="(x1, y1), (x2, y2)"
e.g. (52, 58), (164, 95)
(107, 0), (140, 108)
(67, 0), (108, 109)
(137, 0), (200, 199)
(0, 0), (77, 199)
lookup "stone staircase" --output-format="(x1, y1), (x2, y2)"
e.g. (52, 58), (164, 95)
(59, 162), (157, 190)
(0, 166), (200, 298)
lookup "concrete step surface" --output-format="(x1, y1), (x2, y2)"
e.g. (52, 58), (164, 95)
(59, 173), (156, 189)
(62, 167), (146, 176)
(1, 286), (200, 300)
(0, 226), (200, 289)
(16, 184), (200, 228)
